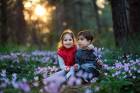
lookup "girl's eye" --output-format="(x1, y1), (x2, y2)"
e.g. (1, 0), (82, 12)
(69, 39), (72, 41)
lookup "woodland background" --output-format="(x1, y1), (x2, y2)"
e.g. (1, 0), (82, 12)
(0, 0), (139, 53)
(0, 0), (140, 93)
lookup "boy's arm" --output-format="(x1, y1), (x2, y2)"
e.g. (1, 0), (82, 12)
(92, 49), (104, 68)
(75, 51), (81, 64)
(74, 52), (80, 70)
(97, 59), (103, 67)
(94, 49), (103, 68)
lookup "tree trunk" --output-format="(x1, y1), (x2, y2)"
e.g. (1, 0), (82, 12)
(52, 2), (65, 39)
(128, 0), (140, 34)
(63, 0), (95, 32)
(111, 0), (140, 53)
(15, 0), (27, 44)
(63, 0), (79, 31)
(111, 0), (129, 51)
(0, 0), (8, 44)
(128, 0), (140, 53)
(92, 0), (101, 33)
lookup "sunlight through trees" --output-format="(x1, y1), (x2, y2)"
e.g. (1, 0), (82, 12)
(23, 0), (56, 33)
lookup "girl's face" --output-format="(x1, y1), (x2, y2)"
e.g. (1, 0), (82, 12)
(77, 35), (91, 49)
(62, 34), (74, 48)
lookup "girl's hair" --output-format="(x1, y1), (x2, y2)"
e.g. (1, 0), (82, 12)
(57, 29), (76, 48)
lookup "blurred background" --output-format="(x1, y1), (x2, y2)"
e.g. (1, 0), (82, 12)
(0, 0), (140, 53)
(0, 1), (140, 93)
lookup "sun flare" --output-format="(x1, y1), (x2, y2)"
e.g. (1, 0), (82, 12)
(34, 5), (46, 16)
(23, 0), (55, 33)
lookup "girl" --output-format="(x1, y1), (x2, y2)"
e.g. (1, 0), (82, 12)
(57, 29), (76, 78)
(46, 29), (76, 81)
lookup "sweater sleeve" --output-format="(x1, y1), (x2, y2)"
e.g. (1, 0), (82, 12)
(57, 55), (65, 70)
(75, 51), (81, 69)
(75, 52), (80, 64)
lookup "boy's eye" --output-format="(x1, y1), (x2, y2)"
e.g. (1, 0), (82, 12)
(64, 39), (67, 41)
(78, 38), (84, 40)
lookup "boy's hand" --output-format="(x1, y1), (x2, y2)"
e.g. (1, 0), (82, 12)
(87, 44), (94, 50)
(97, 60), (103, 67)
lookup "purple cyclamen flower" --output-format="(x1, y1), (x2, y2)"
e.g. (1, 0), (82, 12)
(82, 72), (88, 79)
(85, 88), (93, 93)
(67, 76), (76, 86)
(124, 63), (129, 72)
(75, 78), (82, 85)
(44, 82), (60, 93)
(76, 70), (83, 77)
(18, 82), (30, 92)
(115, 62), (123, 69)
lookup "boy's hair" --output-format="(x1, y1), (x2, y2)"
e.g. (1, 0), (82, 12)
(78, 30), (93, 42)
(58, 29), (76, 48)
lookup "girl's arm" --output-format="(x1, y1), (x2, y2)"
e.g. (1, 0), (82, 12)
(57, 55), (65, 70)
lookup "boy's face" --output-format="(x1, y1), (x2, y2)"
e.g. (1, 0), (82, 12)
(77, 35), (91, 49)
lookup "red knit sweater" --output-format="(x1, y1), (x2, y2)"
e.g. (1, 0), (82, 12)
(57, 45), (77, 66)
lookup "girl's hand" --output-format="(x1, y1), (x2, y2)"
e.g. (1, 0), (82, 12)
(65, 66), (70, 71)
(74, 64), (78, 70)
(87, 44), (94, 50)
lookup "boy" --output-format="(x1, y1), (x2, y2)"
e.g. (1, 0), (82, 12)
(74, 31), (103, 82)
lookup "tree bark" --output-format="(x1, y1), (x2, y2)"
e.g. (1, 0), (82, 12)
(128, 0), (140, 53)
(63, 0), (95, 32)
(15, 0), (27, 44)
(111, 0), (129, 51)
(128, 0), (140, 34)
(0, 0), (8, 44)
(92, 0), (101, 33)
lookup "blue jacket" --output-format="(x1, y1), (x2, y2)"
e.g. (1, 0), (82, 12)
(75, 49), (99, 75)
